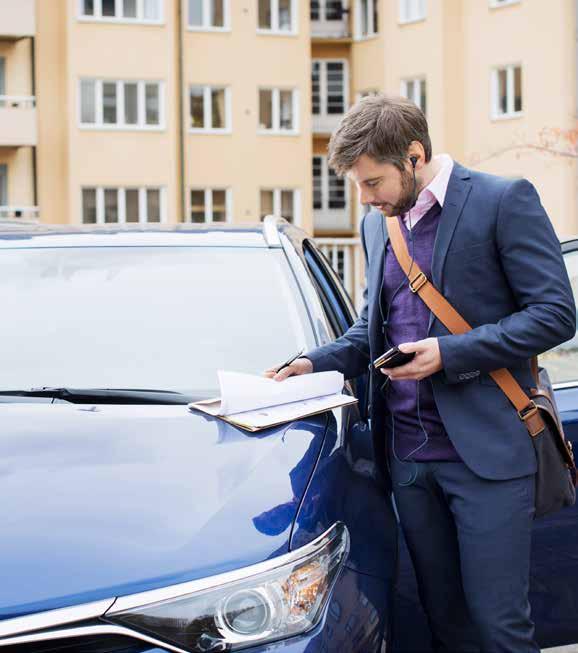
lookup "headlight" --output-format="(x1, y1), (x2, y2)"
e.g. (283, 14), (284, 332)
(105, 522), (349, 652)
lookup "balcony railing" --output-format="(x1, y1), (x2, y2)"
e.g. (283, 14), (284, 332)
(316, 237), (364, 311)
(310, 1), (350, 38)
(0, 0), (36, 39)
(0, 206), (39, 220)
(0, 95), (36, 109)
(0, 96), (37, 146)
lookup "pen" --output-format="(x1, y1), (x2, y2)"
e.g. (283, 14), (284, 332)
(275, 348), (305, 374)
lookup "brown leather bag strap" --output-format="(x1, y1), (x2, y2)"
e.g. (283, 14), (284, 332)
(385, 214), (545, 437)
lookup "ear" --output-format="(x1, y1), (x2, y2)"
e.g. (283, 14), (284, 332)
(407, 141), (426, 168)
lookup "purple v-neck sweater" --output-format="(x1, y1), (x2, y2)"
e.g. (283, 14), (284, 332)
(382, 203), (461, 462)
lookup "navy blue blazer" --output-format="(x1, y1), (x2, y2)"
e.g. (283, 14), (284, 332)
(306, 162), (576, 481)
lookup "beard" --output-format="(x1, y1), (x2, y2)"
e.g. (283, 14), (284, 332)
(386, 168), (418, 216)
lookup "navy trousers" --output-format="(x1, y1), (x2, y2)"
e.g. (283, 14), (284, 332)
(390, 455), (539, 653)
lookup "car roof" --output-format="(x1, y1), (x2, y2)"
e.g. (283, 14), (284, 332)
(0, 217), (300, 249)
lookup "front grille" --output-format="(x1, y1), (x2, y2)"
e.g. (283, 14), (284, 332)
(0, 635), (148, 653)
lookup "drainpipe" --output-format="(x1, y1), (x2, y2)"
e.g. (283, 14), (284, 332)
(177, 0), (186, 222)
(30, 35), (38, 209)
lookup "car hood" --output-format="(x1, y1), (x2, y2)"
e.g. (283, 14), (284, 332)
(0, 403), (326, 619)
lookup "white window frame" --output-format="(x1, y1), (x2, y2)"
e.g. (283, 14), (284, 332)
(313, 154), (350, 214)
(258, 88), (299, 135)
(81, 186), (167, 224)
(398, 0), (427, 25)
(257, 0), (298, 36)
(354, 0), (378, 39)
(312, 59), (349, 118)
(189, 187), (233, 223)
(78, 79), (165, 130)
(187, 0), (231, 31)
(355, 89), (379, 102)
(401, 77), (426, 114)
(489, 0), (520, 8)
(188, 85), (232, 133)
(491, 64), (523, 120)
(260, 188), (301, 226)
(77, 0), (164, 24)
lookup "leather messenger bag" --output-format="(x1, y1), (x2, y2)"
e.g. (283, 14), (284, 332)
(385, 214), (577, 518)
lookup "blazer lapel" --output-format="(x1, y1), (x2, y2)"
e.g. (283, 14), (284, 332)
(428, 163), (472, 331)
(367, 212), (387, 352)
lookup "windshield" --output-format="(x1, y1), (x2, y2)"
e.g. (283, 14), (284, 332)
(0, 246), (315, 395)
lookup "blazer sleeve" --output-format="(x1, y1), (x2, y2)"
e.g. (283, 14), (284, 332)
(438, 178), (576, 375)
(304, 215), (372, 380)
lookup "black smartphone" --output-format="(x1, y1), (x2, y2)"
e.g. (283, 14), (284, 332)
(373, 346), (416, 370)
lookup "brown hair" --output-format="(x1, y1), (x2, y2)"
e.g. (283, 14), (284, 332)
(327, 94), (432, 176)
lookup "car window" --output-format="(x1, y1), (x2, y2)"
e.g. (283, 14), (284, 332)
(0, 246), (316, 395)
(540, 247), (578, 384)
(303, 240), (356, 337)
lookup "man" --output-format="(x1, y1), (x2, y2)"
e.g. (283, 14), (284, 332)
(265, 94), (576, 652)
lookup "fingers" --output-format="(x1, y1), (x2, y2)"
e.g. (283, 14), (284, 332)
(273, 365), (296, 382)
(263, 358), (313, 382)
(398, 340), (423, 354)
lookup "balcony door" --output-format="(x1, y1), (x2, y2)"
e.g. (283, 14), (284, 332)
(313, 154), (350, 232)
(312, 59), (348, 134)
(310, 1), (349, 38)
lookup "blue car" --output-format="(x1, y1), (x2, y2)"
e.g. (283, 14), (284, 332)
(0, 218), (576, 653)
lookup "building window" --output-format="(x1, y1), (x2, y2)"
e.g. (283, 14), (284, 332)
(313, 156), (347, 211)
(312, 60), (347, 116)
(190, 188), (231, 222)
(355, 0), (378, 38)
(258, 88), (298, 133)
(492, 65), (522, 119)
(79, 79), (164, 129)
(81, 187), (166, 224)
(188, 0), (229, 29)
(0, 164), (8, 206)
(401, 78), (426, 114)
(78, 0), (163, 22)
(399, 0), (426, 23)
(258, 0), (296, 34)
(189, 86), (231, 132)
(260, 188), (299, 224)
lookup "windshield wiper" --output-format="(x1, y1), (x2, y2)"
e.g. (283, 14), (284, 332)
(0, 387), (195, 405)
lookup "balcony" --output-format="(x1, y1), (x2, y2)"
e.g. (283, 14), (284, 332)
(312, 113), (344, 135)
(0, 206), (39, 221)
(0, 96), (37, 146)
(0, 0), (36, 40)
(310, 1), (351, 39)
(316, 237), (363, 310)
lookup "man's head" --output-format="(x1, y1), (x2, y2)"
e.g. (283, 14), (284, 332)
(327, 94), (432, 216)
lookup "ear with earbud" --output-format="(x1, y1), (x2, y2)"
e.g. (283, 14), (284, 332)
(409, 156), (418, 169)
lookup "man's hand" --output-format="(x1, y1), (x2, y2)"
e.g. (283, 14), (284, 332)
(263, 357), (313, 382)
(380, 338), (442, 381)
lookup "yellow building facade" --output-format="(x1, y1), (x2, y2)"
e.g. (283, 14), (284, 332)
(1, 0), (576, 305)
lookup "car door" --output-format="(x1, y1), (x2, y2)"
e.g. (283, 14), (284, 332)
(530, 239), (578, 650)
(302, 239), (370, 420)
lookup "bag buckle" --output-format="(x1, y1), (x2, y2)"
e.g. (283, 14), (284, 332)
(518, 401), (539, 422)
(409, 272), (427, 293)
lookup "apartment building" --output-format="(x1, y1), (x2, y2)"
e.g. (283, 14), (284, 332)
(2, 1), (577, 308)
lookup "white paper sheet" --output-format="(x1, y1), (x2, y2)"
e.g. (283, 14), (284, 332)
(223, 393), (355, 429)
(216, 370), (344, 416)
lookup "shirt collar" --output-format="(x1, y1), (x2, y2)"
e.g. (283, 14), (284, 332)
(423, 153), (454, 207)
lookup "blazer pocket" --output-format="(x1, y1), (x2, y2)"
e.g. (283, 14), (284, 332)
(447, 239), (495, 261)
